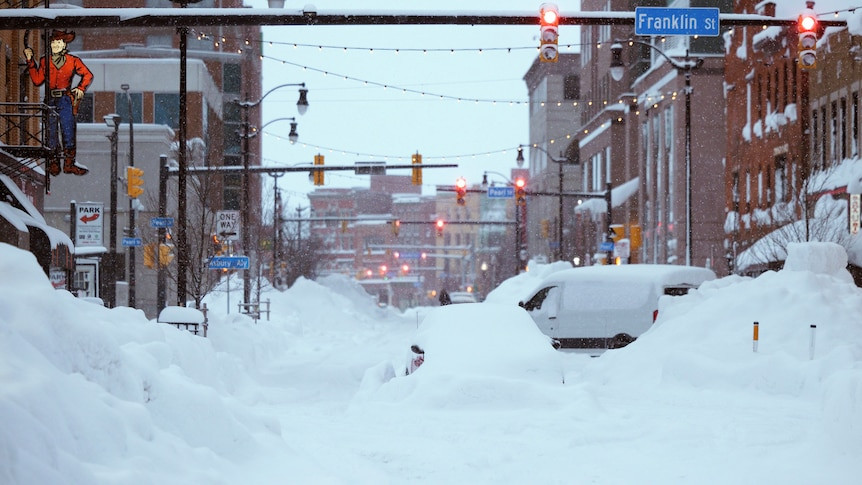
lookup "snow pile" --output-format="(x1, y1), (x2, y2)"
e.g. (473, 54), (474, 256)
(592, 242), (862, 446)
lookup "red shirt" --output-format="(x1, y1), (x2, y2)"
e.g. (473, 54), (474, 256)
(27, 53), (93, 93)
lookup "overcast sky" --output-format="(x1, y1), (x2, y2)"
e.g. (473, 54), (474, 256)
(237, 1), (583, 210)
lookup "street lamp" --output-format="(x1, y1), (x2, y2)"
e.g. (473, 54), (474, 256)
(121, 83), (137, 307)
(518, 143), (579, 263)
(104, 113), (121, 308)
(610, 39), (702, 266)
(237, 84), (307, 304)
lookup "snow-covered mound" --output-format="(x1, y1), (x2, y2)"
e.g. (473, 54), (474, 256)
(589, 242), (862, 445)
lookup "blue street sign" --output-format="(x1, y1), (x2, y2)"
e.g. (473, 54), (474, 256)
(400, 251), (422, 260)
(487, 186), (515, 199)
(208, 256), (250, 270)
(634, 7), (720, 37)
(150, 217), (175, 228)
(600, 241), (615, 252)
(122, 237), (143, 247)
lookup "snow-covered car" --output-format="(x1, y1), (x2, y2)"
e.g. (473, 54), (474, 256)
(519, 264), (716, 350)
(403, 302), (562, 382)
(448, 291), (478, 304)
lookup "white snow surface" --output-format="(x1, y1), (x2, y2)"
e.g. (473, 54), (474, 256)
(2, 241), (861, 484)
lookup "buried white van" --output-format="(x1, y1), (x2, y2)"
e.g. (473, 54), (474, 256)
(518, 264), (716, 351)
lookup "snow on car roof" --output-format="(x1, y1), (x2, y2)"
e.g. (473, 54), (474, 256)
(536, 264), (716, 288)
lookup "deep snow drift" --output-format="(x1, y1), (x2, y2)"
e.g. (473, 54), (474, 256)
(1, 241), (861, 484)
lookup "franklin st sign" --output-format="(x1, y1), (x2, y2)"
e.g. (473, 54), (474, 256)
(634, 7), (720, 37)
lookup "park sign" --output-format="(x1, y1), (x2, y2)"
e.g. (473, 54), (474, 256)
(635, 7), (720, 37)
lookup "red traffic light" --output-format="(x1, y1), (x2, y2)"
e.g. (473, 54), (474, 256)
(540, 3), (559, 26)
(455, 177), (467, 206)
(436, 219), (445, 229)
(798, 13), (817, 32)
(515, 178), (526, 189)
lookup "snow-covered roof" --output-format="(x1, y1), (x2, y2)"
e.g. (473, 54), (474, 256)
(574, 177), (639, 214)
(0, 174), (73, 250)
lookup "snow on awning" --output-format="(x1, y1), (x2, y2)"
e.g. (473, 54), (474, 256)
(0, 174), (74, 251)
(574, 177), (639, 215)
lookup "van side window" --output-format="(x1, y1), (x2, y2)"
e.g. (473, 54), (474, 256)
(664, 285), (694, 296)
(523, 286), (556, 311)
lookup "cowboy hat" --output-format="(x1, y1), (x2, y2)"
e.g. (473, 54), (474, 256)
(49, 30), (75, 43)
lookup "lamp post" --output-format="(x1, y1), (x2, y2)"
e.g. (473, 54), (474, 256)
(237, 84), (307, 304)
(121, 83), (137, 307)
(104, 113), (121, 308)
(517, 144), (578, 262)
(269, 171), (284, 287)
(610, 40), (702, 266)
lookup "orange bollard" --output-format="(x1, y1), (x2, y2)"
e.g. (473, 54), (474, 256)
(753, 321), (759, 353)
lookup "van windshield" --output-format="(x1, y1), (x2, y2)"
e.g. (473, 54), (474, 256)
(563, 281), (652, 310)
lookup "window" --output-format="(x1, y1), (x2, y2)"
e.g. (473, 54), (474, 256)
(831, 101), (838, 164)
(841, 97), (848, 160)
(564, 75), (580, 100)
(665, 106), (674, 225)
(775, 155), (787, 203)
(853, 92), (860, 157)
(115, 92), (143, 124)
(223, 63), (241, 94)
(154, 93), (179, 129)
(75, 93), (94, 123)
(812, 109), (819, 165)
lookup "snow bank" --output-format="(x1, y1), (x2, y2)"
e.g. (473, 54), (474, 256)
(589, 243), (862, 446)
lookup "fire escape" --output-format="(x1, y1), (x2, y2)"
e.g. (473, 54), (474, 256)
(0, 101), (59, 188)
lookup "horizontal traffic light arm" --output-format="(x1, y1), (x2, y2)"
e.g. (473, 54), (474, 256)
(438, 185), (608, 199)
(0, 8), (846, 30)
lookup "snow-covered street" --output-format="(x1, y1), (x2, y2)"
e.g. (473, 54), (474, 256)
(2, 241), (861, 484)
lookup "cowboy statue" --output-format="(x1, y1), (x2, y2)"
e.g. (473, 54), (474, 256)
(23, 29), (93, 176)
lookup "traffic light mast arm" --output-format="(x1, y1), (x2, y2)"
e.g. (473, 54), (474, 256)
(165, 163), (458, 176)
(0, 9), (848, 31)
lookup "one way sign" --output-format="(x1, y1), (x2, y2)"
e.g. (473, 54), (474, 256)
(216, 210), (241, 241)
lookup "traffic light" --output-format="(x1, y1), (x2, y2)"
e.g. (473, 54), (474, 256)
(392, 219), (401, 236)
(435, 219), (445, 237)
(313, 153), (324, 186)
(143, 243), (174, 268)
(539, 3), (559, 63)
(401, 264), (410, 275)
(455, 177), (467, 206)
(610, 224), (625, 242)
(797, 8), (819, 69)
(411, 152), (423, 185)
(540, 219), (550, 239)
(126, 166), (144, 198)
(515, 177), (526, 206)
(211, 234), (222, 255)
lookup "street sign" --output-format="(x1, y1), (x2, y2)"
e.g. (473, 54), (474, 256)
(150, 217), (174, 228)
(613, 239), (631, 259)
(122, 237), (143, 247)
(600, 241), (615, 252)
(216, 210), (241, 241)
(208, 256), (250, 270)
(75, 202), (104, 248)
(400, 251), (422, 260)
(850, 194), (860, 235)
(487, 186), (515, 199)
(634, 7), (720, 37)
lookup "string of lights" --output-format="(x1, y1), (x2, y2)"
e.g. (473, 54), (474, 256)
(192, 29), (585, 55)
(260, 53), (692, 108)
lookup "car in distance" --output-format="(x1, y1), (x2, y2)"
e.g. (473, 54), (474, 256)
(519, 264), (716, 351)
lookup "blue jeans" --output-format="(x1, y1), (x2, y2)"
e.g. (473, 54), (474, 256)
(46, 94), (76, 151)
